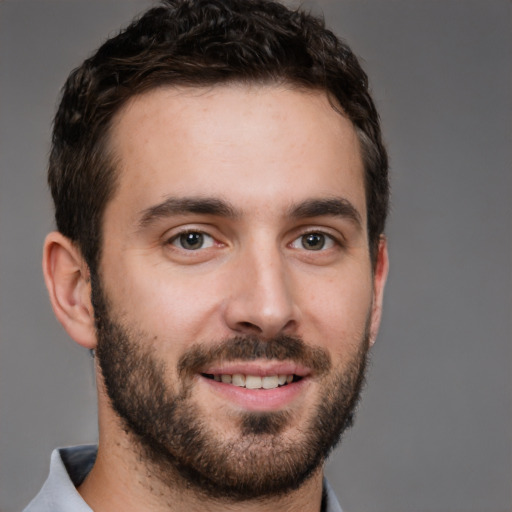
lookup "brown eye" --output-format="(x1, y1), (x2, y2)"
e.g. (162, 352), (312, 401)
(290, 232), (336, 251)
(170, 231), (214, 250)
(301, 233), (325, 250)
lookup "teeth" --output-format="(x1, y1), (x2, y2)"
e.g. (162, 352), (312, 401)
(212, 373), (295, 389)
(245, 375), (262, 389)
(232, 374), (246, 387)
(262, 376), (279, 389)
(278, 375), (287, 386)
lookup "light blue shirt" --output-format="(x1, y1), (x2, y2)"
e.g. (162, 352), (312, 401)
(24, 445), (343, 512)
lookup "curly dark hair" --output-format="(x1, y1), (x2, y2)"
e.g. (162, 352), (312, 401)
(49, 0), (389, 273)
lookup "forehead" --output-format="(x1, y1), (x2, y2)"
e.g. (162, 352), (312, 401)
(106, 84), (366, 225)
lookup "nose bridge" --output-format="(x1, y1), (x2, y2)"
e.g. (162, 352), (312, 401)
(224, 234), (298, 337)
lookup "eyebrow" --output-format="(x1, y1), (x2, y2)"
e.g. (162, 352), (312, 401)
(137, 195), (362, 230)
(289, 197), (363, 228)
(138, 196), (239, 228)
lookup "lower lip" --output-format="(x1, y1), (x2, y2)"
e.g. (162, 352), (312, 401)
(200, 375), (308, 412)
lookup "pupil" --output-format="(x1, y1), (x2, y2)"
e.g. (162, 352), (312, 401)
(181, 232), (203, 249)
(303, 233), (324, 250)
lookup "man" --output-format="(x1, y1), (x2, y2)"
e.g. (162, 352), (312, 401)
(26, 0), (389, 510)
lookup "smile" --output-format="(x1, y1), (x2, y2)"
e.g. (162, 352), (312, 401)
(199, 364), (310, 411)
(202, 373), (301, 389)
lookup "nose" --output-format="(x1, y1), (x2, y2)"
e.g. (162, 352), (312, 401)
(223, 244), (300, 339)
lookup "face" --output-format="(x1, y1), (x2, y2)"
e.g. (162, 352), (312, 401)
(94, 84), (386, 499)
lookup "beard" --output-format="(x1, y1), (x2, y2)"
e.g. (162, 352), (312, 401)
(92, 279), (370, 502)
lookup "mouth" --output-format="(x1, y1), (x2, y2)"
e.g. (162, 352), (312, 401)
(197, 362), (311, 411)
(201, 373), (302, 389)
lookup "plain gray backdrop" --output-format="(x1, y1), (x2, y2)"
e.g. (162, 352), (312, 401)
(0, 1), (510, 511)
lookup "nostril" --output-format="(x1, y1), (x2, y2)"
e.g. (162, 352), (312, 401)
(237, 321), (262, 333)
(282, 319), (297, 333)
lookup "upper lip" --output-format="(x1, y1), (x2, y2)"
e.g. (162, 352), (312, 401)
(201, 361), (312, 378)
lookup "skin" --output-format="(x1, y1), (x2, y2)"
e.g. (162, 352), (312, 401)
(43, 84), (388, 512)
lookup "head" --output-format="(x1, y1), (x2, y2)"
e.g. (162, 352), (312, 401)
(43, 0), (389, 503)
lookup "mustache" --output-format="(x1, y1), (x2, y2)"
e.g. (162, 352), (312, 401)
(177, 334), (332, 378)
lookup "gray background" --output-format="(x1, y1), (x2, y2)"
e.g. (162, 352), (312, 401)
(0, 1), (510, 511)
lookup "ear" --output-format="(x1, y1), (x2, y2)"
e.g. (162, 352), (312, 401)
(369, 235), (389, 346)
(42, 231), (97, 350)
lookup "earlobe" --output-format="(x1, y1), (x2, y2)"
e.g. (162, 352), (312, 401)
(42, 232), (97, 349)
(369, 235), (389, 346)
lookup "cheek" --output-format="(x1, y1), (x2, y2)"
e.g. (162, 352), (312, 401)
(103, 257), (224, 344)
(298, 265), (373, 348)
